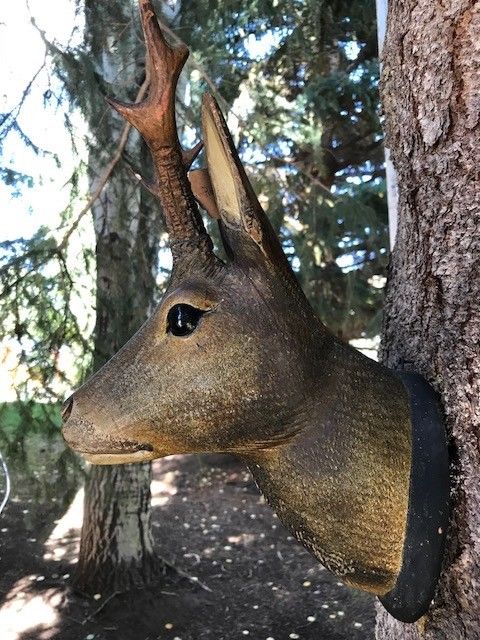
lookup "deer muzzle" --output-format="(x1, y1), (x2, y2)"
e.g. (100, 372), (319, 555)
(61, 393), (158, 465)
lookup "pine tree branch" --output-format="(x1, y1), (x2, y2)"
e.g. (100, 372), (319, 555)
(155, 15), (230, 115)
(157, 19), (340, 199)
(56, 12), (226, 253)
(0, 59), (47, 144)
(38, 5), (341, 255)
(25, 4), (151, 253)
(57, 73), (150, 252)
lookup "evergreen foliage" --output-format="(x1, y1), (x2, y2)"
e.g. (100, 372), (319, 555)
(181, 0), (387, 338)
(0, 0), (386, 414)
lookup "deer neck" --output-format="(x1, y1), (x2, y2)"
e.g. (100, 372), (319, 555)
(243, 337), (412, 596)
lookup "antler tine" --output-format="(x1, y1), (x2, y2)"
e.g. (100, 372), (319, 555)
(183, 140), (204, 170)
(107, 0), (211, 254)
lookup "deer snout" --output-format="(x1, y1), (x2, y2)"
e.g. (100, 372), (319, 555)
(62, 419), (83, 453)
(61, 394), (103, 452)
(61, 391), (158, 464)
(61, 395), (91, 452)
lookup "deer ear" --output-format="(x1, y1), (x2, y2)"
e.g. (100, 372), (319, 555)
(202, 93), (287, 267)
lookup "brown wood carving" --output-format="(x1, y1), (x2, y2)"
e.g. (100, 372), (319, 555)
(62, 0), (449, 624)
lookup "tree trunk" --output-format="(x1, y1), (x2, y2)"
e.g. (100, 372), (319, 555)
(77, 464), (159, 593)
(376, 1), (480, 638)
(75, 0), (167, 594)
(75, 164), (165, 593)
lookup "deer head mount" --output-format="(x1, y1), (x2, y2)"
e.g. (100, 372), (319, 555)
(62, 0), (449, 623)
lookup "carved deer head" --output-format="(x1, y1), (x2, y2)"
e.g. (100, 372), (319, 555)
(62, 0), (449, 623)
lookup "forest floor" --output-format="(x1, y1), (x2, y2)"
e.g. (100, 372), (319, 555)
(0, 451), (375, 640)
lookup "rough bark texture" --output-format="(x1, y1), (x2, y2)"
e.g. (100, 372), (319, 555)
(376, 1), (480, 638)
(77, 463), (159, 593)
(75, 164), (165, 593)
(75, 0), (167, 593)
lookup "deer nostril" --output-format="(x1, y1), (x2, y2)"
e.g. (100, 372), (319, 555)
(61, 395), (74, 422)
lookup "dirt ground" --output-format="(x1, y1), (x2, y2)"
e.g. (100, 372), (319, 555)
(0, 452), (375, 640)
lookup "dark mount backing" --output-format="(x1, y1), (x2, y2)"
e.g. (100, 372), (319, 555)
(380, 372), (450, 622)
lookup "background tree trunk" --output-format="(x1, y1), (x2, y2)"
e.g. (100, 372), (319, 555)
(75, 0), (167, 593)
(75, 166), (165, 593)
(376, 0), (480, 638)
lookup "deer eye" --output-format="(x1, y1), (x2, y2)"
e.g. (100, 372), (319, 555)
(166, 304), (204, 337)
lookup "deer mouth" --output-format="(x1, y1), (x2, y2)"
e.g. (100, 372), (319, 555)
(82, 448), (156, 465)
(68, 436), (156, 466)
(62, 410), (156, 465)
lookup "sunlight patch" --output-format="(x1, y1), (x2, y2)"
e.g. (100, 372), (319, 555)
(43, 487), (83, 562)
(151, 472), (178, 507)
(0, 576), (62, 640)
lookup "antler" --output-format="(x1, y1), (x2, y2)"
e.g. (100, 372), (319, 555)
(107, 0), (211, 255)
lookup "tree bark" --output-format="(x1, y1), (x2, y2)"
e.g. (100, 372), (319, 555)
(376, 1), (480, 638)
(75, 0), (167, 594)
(75, 165), (165, 593)
(77, 464), (159, 593)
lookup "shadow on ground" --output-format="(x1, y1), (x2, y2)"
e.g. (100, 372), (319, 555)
(0, 443), (375, 640)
